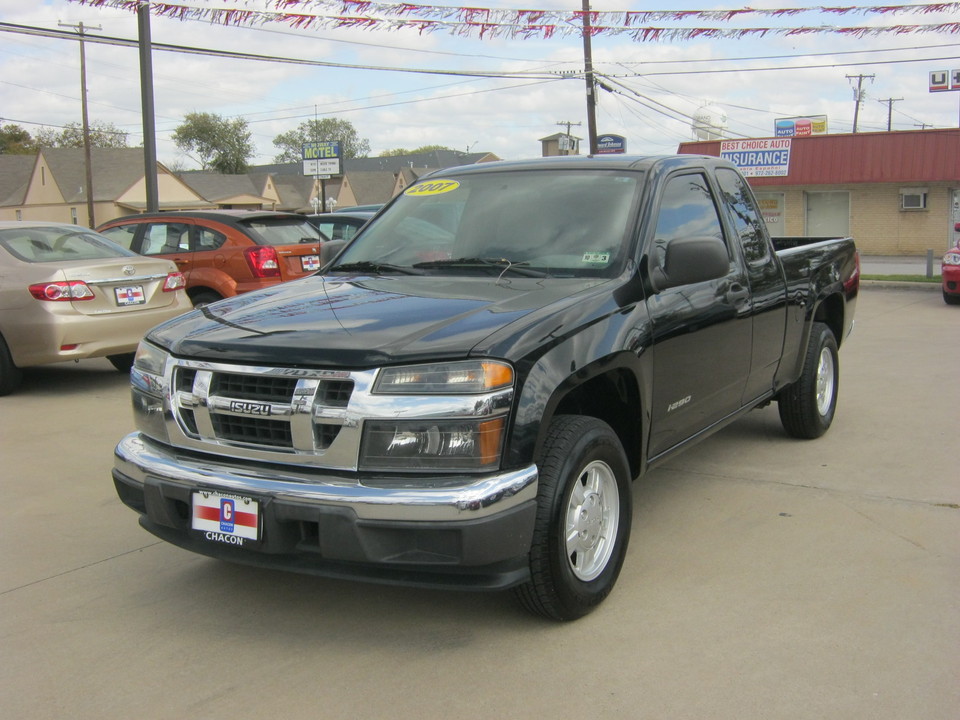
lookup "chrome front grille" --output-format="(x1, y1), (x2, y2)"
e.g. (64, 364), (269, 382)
(171, 363), (356, 457)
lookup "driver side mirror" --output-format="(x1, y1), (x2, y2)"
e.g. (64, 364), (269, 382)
(651, 236), (730, 291)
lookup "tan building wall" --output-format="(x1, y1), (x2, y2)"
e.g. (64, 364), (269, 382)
(757, 181), (957, 254)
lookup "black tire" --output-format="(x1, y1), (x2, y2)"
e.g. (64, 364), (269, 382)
(0, 333), (23, 396)
(190, 291), (222, 308)
(944, 289), (960, 306)
(107, 353), (136, 372)
(778, 322), (839, 439)
(514, 415), (632, 621)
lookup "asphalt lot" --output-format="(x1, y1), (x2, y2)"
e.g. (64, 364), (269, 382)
(1, 285), (957, 719)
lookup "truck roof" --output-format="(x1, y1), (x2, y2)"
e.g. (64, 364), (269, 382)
(421, 154), (735, 178)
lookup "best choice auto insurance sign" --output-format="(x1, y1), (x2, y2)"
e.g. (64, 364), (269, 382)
(720, 138), (792, 178)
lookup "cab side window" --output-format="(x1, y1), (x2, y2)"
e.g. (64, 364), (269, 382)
(652, 173), (728, 268)
(716, 168), (770, 266)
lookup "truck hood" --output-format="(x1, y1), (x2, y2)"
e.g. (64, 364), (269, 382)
(149, 273), (609, 367)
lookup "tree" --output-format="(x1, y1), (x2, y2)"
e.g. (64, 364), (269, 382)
(0, 124), (36, 154)
(379, 145), (453, 157)
(34, 120), (128, 149)
(172, 112), (254, 173)
(272, 118), (370, 163)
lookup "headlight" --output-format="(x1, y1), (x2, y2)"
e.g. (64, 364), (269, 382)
(130, 341), (170, 443)
(375, 360), (513, 394)
(360, 418), (506, 471)
(133, 341), (169, 376)
(944, 252), (960, 266)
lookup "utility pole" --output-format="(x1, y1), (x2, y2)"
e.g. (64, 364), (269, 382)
(138, 3), (159, 213)
(846, 74), (875, 134)
(59, 21), (101, 228)
(556, 120), (582, 155)
(580, 0), (598, 155)
(878, 97), (903, 131)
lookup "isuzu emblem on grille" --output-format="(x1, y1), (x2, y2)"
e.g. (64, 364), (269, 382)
(229, 400), (272, 416)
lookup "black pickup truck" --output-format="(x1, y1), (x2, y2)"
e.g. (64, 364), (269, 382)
(113, 155), (859, 620)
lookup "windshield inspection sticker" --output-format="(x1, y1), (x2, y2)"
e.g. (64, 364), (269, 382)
(582, 251), (611, 264)
(405, 180), (461, 197)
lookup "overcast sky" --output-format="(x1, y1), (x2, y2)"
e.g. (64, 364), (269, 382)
(2, 0), (959, 169)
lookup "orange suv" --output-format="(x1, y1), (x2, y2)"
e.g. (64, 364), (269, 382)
(97, 210), (325, 306)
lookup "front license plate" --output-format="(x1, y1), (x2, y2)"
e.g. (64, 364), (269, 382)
(302, 255), (320, 271)
(192, 491), (259, 544)
(114, 286), (145, 305)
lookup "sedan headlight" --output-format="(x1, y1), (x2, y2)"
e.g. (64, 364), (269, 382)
(943, 252), (960, 266)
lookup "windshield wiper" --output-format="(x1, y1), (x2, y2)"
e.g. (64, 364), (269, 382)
(412, 257), (547, 277)
(328, 260), (422, 275)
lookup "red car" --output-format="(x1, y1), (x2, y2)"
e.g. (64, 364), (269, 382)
(98, 211), (324, 306)
(943, 236), (960, 305)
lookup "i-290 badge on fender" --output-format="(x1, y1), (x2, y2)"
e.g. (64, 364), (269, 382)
(192, 491), (259, 545)
(404, 179), (460, 197)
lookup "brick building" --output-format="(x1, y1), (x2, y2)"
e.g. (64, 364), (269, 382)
(678, 129), (960, 255)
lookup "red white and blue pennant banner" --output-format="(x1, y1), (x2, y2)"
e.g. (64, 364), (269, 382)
(67, 1), (960, 40)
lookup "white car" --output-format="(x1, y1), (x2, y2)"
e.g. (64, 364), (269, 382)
(0, 221), (191, 395)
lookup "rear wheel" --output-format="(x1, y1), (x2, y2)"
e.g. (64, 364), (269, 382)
(107, 353), (135, 372)
(778, 322), (839, 439)
(190, 291), (222, 308)
(514, 415), (632, 621)
(0, 333), (22, 396)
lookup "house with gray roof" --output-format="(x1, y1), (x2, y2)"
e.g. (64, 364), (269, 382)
(0, 147), (212, 226)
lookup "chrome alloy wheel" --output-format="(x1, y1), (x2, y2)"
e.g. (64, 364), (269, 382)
(565, 460), (620, 582)
(816, 346), (836, 417)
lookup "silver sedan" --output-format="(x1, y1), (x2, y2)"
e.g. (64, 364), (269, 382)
(0, 221), (192, 395)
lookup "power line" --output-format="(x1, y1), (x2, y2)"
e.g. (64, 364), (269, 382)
(0, 22), (560, 80)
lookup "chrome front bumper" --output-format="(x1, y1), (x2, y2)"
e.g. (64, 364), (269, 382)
(114, 432), (538, 523)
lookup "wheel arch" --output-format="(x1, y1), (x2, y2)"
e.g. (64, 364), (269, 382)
(511, 353), (645, 482)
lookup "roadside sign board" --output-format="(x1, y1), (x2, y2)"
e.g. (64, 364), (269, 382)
(596, 134), (626, 154)
(302, 141), (341, 176)
(929, 69), (960, 92)
(720, 138), (792, 178)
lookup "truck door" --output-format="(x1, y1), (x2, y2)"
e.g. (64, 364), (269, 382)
(646, 171), (752, 459)
(715, 168), (788, 404)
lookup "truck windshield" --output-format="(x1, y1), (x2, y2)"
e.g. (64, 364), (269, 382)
(331, 170), (643, 277)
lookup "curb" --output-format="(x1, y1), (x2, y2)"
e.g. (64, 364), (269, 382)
(860, 279), (941, 292)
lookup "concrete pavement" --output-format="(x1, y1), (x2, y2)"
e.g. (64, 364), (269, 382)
(1, 286), (957, 719)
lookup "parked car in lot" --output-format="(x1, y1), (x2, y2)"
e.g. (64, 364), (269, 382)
(0, 221), (190, 395)
(305, 211), (374, 244)
(97, 210), (323, 306)
(942, 239), (960, 305)
(332, 204), (382, 214)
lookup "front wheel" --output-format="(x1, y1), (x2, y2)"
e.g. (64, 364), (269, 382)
(514, 415), (632, 621)
(778, 322), (839, 439)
